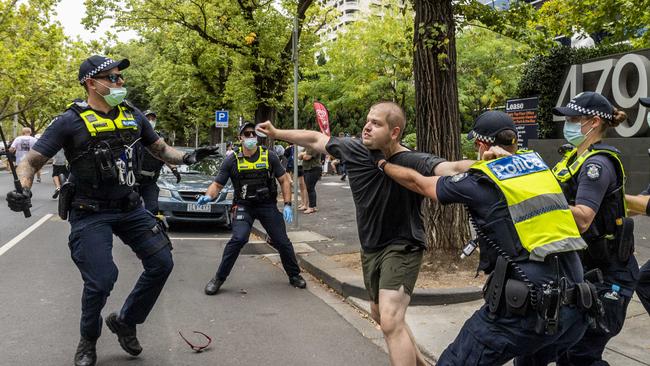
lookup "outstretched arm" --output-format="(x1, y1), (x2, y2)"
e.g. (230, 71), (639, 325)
(17, 150), (49, 188)
(433, 160), (475, 176)
(256, 121), (329, 154)
(381, 159), (440, 201)
(146, 138), (186, 165)
(626, 194), (650, 216)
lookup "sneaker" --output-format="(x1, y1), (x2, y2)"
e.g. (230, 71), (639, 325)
(52, 188), (60, 199)
(204, 277), (224, 295)
(105, 312), (142, 356)
(340, 174), (347, 181)
(36, 177), (41, 183)
(74, 337), (97, 366)
(289, 275), (307, 289)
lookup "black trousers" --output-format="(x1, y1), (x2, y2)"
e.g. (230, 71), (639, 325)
(303, 167), (321, 208)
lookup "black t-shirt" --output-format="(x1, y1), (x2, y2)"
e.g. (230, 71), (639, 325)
(214, 147), (285, 203)
(32, 102), (159, 200)
(326, 137), (446, 252)
(436, 172), (584, 286)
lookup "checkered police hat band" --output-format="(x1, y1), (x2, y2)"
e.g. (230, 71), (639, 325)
(79, 58), (115, 85)
(566, 103), (613, 120)
(474, 133), (495, 144)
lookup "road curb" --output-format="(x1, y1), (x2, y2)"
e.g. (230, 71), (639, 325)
(252, 222), (483, 306)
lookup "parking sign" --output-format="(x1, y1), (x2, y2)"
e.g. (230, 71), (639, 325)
(215, 110), (229, 128)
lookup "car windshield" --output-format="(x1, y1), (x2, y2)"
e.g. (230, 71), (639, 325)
(162, 152), (223, 176)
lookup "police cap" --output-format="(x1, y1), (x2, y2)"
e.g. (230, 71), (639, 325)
(239, 122), (256, 135)
(467, 111), (517, 146)
(552, 91), (613, 121)
(640, 97), (650, 107)
(78, 55), (130, 85)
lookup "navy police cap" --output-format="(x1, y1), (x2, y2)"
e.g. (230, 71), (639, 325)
(239, 122), (256, 135)
(467, 111), (517, 146)
(78, 55), (130, 85)
(552, 91), (614, 121)
(640, 97), (650, 107)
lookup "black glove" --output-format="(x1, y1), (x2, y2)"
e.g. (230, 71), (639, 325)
(6, 188), (32, 212)
(183, 146), (219, 165)
(171, 167), (182, 183)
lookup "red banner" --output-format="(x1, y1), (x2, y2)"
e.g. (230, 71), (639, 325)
(313, 101), (331, 136)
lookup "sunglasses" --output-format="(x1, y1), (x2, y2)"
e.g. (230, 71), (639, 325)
(94, 73), (124, 83)
(241, 131), (257, 138)
(178, 330), (212, 352)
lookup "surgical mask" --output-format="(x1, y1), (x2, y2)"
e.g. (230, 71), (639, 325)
(149, 119), (157, 129)
(95, 80), (128, 107)
(243, 137), (258, 150)
(563, 120), (594, 146)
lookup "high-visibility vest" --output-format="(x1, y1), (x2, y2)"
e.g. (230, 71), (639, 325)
(471, 151), (587, 261)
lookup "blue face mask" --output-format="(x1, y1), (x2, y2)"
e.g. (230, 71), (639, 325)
(243, 137), (258, 150)
(563, 120), (594, 146)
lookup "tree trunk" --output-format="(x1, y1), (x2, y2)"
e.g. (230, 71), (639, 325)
(413, 0), (470, 256)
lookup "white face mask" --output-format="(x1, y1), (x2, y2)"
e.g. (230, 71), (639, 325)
(148, 119), (156, 129)
(94, 80), (127, 107)
(243, 137), (258, 150)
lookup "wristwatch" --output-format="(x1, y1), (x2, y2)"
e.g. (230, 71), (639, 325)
(378, 159), (388, 172)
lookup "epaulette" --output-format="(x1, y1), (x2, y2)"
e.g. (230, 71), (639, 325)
(66, 100), (90, 115)
(121, 99), (137, 111)
(589, 143), (620, 155)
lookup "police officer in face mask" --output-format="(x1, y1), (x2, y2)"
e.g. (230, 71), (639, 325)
(198, 122), (306, 295)
(135, 110), (181, 214)
(5, 55), (216, 366)
(552, 92), (639, 365)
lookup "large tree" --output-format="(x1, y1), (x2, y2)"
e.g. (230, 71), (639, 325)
(84, 0), (329, 124)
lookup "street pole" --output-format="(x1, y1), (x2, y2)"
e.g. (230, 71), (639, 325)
(292, 13), (300, 229)
(13, 102), (18, 138)
(195, 122), (199, 148)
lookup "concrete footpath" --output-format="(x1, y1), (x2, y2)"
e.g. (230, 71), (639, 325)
(255, 175), (650, 365)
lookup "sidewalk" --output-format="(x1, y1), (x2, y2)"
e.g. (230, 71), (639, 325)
(256, 175), (650, 365)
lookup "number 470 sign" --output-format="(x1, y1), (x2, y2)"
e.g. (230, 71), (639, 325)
(555, 52), (650, 137)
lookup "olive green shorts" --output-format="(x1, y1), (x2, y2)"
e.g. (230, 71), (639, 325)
(361, 244), (424, 304)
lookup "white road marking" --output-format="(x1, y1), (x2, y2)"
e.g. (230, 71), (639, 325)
(169, 236), (231, 240)
(0, 214), (53, 257)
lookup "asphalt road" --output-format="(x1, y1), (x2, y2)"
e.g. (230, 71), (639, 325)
(0, 170), (388, 366)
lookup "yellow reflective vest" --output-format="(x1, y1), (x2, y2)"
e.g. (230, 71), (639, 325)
(78, 105), (138, 136)
(471, 151), (587, 261)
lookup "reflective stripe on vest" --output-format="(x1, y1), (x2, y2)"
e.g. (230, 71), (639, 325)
(471, 151), (586, 261)
(236, 147), (269, 172)
(551, 146), (627, 213)
(78, 105), (138, 136)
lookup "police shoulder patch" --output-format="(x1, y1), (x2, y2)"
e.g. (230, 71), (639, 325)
(585, 163), (602, 180)
(450, 173), (468, 182)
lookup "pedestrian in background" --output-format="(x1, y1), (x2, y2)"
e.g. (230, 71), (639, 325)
(51, 148), (69, 199)
(300, 146), (322, 214)
(9, 127), (38, 180)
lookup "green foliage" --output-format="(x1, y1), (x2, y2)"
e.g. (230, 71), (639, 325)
(456, 26), (530, 132)
(0, 0), (87, 134)
(537, 0), (650, 48)
(516, 43), (634, 138)
(460, 134), (475, 159)
(402, 133), (416, 149)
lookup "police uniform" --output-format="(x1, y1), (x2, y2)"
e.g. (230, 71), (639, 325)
(18, 56), (177, 366)
(634, 96), (650, 317)
(136, 138), (166, 213)
(553, 144), (639, 365)
(433, 112), (590, 365)
(205, 143), (302, 291)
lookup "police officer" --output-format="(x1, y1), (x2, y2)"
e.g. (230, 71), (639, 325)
(199, 122), (306, 295)
(551, 92), (639, 365)
(378, 111), (591, 365)
(626, 96), (650, 317)
(5, 55), (215, 366)
(136, 109), (182, 213)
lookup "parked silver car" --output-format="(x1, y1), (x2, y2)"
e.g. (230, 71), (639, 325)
(157, 150), (233, 227)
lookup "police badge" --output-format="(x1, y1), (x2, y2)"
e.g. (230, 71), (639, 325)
(585, 163), (601, 180)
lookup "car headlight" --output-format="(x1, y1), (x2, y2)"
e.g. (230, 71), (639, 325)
(159, 188), (173, 198)
(226, 191), (234, 200)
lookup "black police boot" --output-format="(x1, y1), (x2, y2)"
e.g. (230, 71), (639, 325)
(204, 277), (224, 295)
(105, 312), (142, 356)
(74, 337), (97, 366)
(289, 275), (307, 289)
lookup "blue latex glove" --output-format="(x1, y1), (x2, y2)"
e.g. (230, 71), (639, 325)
(283, 205), (293, 223)
(197, 195), (213, 206)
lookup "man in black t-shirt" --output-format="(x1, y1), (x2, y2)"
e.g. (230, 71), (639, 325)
(257, 102), (475, 366)
(197, 122), (306, 295)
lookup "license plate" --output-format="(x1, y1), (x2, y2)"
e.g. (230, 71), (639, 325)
(187, 203), (211, 212)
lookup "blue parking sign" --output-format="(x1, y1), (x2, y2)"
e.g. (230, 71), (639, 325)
(215, 110), (229, 128)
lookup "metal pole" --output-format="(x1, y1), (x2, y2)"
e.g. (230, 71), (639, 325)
(292, 13), (300, 229)
(13, 102), (18, 138)
(220, 127), (224, 148)
(195, 122), (199, 148)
